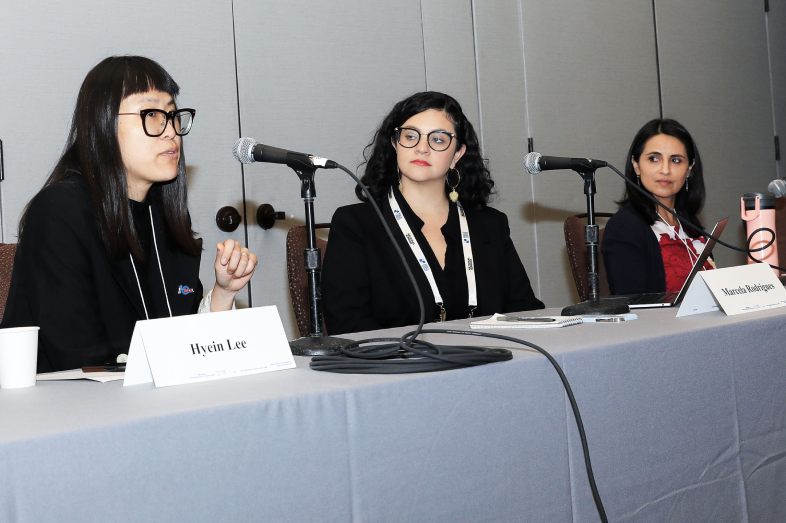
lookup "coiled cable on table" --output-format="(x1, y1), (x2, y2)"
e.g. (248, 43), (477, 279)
(309, 335), (513, 373)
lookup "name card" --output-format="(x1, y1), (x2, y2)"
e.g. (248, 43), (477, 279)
(677, 263), (786, 317)
(124, 306), (296, 387)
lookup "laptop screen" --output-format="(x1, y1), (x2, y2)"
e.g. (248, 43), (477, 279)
(675, 217), (729, 301)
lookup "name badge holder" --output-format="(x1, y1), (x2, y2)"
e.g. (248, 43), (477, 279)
(388, 189), (477, 321)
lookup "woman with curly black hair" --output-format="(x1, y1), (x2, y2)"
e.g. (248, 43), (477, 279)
(321, 91), (543, 335)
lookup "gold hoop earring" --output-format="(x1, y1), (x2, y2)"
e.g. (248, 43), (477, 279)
(447, 168), (460, 202)
(398, 167), (403, 192)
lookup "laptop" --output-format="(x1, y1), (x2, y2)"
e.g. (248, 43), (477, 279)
(623, 217), (729, 309)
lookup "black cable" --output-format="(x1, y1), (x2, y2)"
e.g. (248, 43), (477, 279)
(605, 163), (785, 271)
(309, 163), (609, 523)
(312, 328), (607, 518)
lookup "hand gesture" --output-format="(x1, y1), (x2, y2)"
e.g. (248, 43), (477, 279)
(211, 239), (258, 311)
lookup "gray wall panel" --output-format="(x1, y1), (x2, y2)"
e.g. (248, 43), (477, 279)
(769, 1), (786, 178)
(233, 1), (427, 337)
(421, 0), (480, 126)
(657, 0), (775, 269)
(1, 0), (781, 338)
(472, 0), (540, 296)
(519, 0), (661, 307)
(0, 1), (245, 304)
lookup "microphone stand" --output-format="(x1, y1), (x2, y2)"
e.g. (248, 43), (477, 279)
(286, 159), (353, 356)
(561, 162), (630, 316)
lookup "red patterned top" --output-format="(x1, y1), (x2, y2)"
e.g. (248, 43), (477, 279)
(651, 221), (715, 293)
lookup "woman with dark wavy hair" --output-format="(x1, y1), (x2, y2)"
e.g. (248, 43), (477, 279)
(601, 118), (713, 295)
(1, 56), (257, 372)
(322, 91), (543, 334)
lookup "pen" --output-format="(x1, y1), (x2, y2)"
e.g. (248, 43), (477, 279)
(496, 316), (556, 322)
(82, 364), (126, 373)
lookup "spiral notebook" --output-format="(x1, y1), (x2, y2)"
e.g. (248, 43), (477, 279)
(470, 313), (583, 329)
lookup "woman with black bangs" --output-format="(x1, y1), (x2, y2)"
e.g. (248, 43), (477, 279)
(1, 56), (257, 372)
(601, 118), (712, 295)
(321, 91), (543, 335)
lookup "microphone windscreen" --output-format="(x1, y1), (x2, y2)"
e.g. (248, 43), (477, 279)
(233, 137), (257, 164)
(523, 152), (542, 174)
(768, 179), (786, 198)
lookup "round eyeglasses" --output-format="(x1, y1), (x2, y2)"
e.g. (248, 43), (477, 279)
(394, 127), (455, 152)
(118, 108), (196, 137)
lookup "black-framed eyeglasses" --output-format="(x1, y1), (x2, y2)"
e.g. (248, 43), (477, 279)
(394, 127), (455, 152)
(118, 108), (196, 137)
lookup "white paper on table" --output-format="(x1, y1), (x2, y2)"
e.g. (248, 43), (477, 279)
(36, 369), (125, 383)
(470, 313), (583, 329)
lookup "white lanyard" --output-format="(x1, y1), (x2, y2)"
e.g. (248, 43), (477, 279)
(656, 212), (700, 266)
(129, 206), (173, 320)
(388, 188), (477, 321)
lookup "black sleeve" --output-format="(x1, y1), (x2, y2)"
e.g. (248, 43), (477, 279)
(601, 213), (650, 295)
(189, 279), (204, 314)
(321, 206), (382, 335)
(499, 213), (545, 312)
(189, 236), (204, 315)
(6, 187), (112, 369)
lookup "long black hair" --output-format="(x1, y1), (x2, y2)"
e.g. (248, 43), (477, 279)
(18, 55), (201, 259)
(619, 118), (705, 238)
(356, 91), (494, 208)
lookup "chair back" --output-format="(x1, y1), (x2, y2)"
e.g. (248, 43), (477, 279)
(0, 243), (17, 323)
(564, 213), (613, 302)
(286, 224), (330, 338)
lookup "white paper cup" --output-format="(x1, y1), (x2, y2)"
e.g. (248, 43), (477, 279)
(0, 326), (40, 389)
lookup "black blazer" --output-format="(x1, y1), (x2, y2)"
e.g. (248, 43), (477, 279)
(321, 192), (544, 335)
(600, 201), (666, 295)
(1, 176), (203, 372)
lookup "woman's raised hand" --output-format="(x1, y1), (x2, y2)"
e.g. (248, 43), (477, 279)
(211, 239), (258, 311)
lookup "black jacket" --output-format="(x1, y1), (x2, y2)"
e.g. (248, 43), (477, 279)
(600, 201), (666, 295)
(321, 191), (544, 335)
(1, 176), (202, 372)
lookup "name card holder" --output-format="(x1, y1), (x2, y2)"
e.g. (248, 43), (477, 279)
(677, 263), (786, 317)
(124, 306), (296, 387)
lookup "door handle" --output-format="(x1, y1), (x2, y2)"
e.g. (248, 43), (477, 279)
(215, 206), (242, 232)
(257, 204), (285, 230)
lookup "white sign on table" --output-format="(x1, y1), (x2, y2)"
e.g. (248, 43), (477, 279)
(124, 306), (296, 387)
(677, 263), (786, 317)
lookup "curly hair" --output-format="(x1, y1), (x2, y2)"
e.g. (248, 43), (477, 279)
(618, 118), (706, 238)
(356, 91), (494, 209)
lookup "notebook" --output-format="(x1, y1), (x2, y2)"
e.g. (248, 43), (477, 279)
(470, 314), (583, 329)
(622, 217), (729, 309)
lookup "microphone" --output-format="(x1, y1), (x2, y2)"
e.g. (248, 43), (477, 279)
(232, 137), (337, 169)
(768, 178), (786, 198)
(523, 152), (607, 174)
